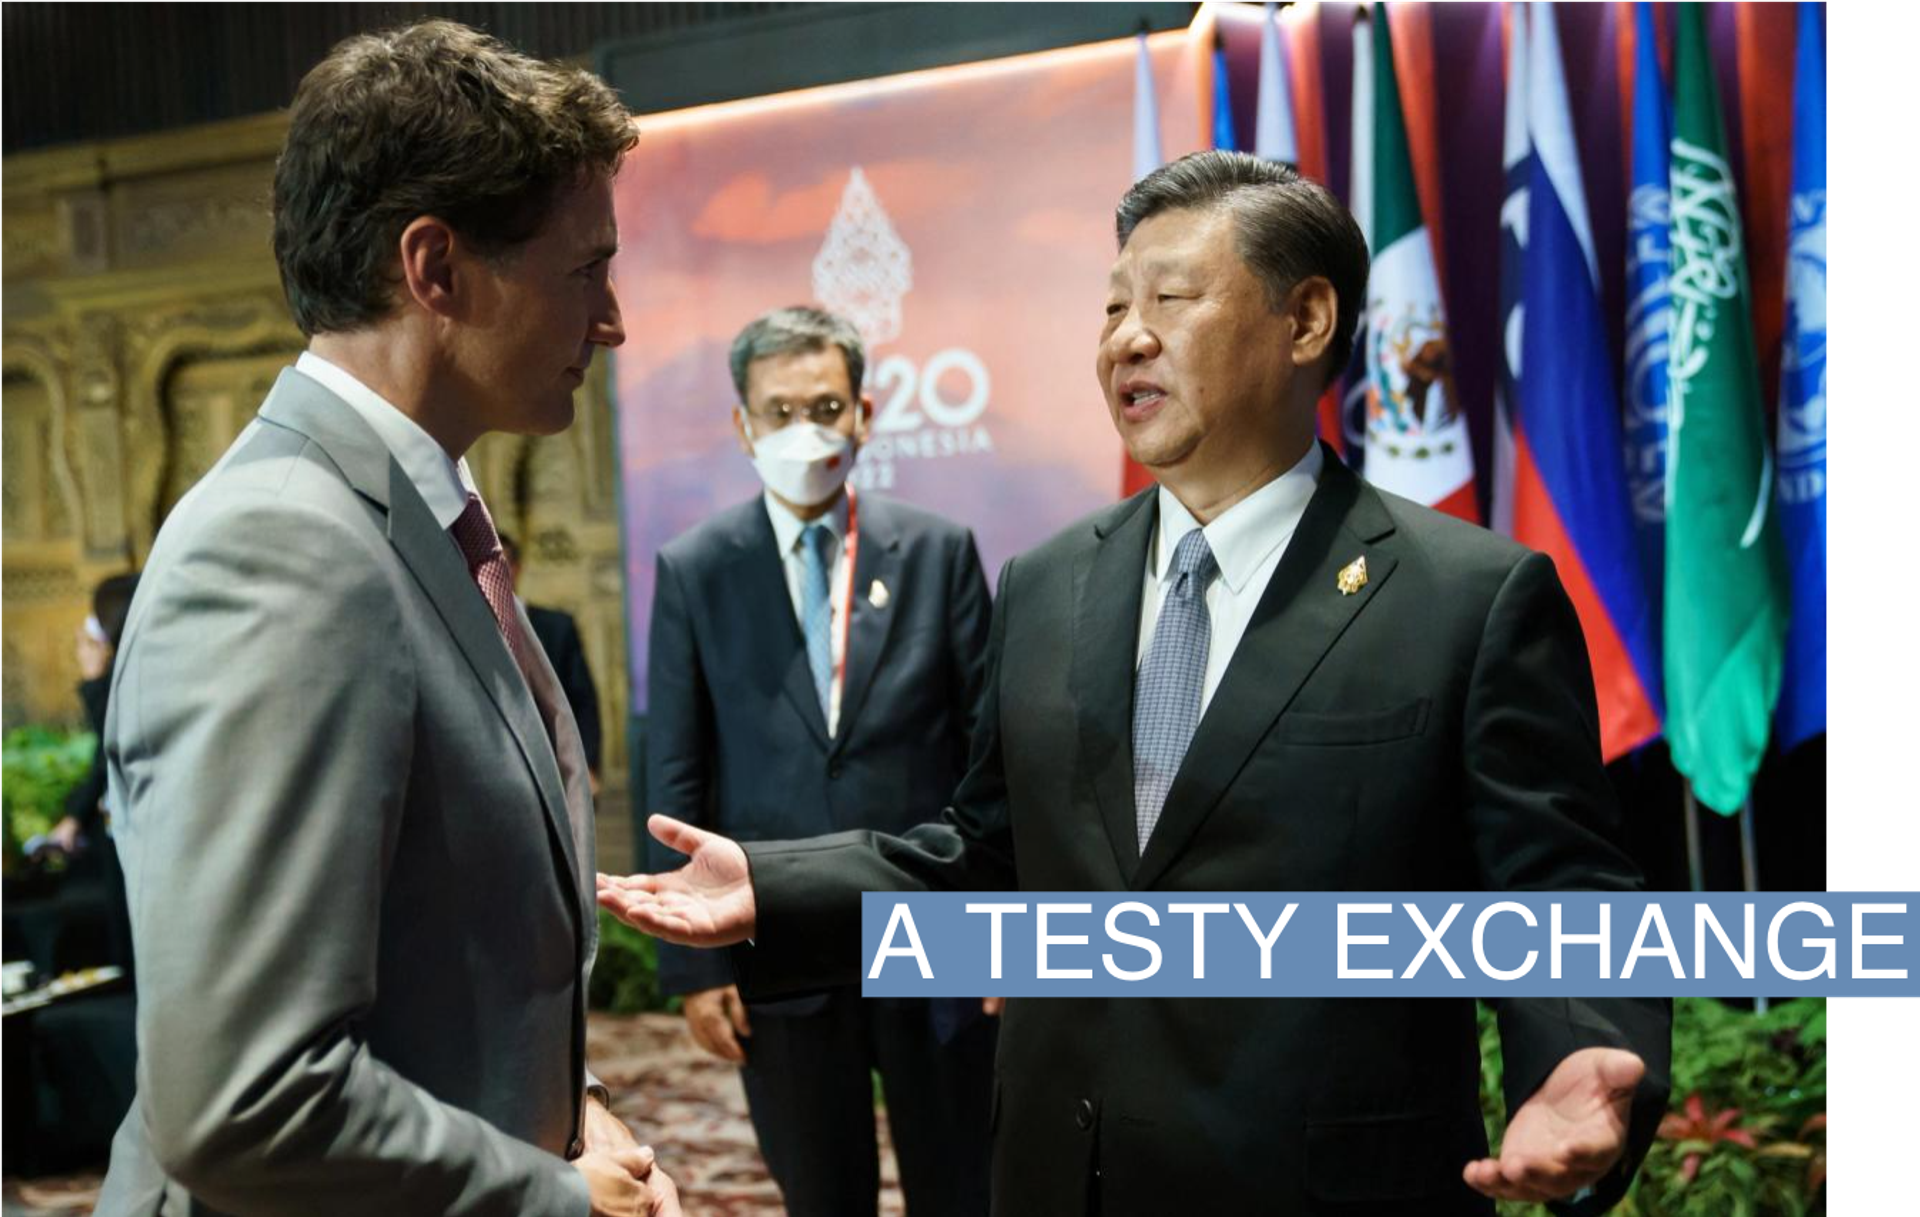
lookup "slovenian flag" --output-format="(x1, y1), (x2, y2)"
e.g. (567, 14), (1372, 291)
(1511, 3), (1662, 760)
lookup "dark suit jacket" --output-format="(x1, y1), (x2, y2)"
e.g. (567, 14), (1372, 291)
(528, 605), (602, 776)
(65, 674), (112, 832)
(735, 450), (1672, 1217)
(646, 491), (992, 1003)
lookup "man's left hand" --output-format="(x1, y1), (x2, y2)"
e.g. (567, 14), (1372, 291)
(582, 1093), (641, 1157)
(1462, 1047), (1644, 1204)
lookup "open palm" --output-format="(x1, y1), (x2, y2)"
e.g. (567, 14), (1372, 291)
(596, 815), (757, 946)
(1463, 1046), (1643, 1204)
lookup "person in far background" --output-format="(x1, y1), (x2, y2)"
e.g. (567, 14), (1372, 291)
(642, 305), (997, 1217)
(47, 571), (141, 974)
(502, 531), (604, 793)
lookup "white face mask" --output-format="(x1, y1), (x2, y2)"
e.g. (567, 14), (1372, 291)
(740, 410), (856, 507)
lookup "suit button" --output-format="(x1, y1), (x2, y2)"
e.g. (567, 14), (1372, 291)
(1074, 1099), (1094, 1130)
(828, 764), (843, 780)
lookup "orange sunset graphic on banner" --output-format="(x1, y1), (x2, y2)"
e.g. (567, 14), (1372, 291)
(613, 31), (1203, 701)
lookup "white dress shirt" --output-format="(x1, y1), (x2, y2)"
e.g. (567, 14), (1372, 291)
(1136, 443), (1324, 714)
(764, 489), (852, 737)
(296, 351), (476, 529)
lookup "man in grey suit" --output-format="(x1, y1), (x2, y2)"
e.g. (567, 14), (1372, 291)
(96, 21), (677, 1217)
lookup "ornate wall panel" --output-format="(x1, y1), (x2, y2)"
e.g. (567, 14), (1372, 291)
(3, 113), (633, 788)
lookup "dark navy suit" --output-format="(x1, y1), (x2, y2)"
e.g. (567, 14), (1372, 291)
(646, 490), (996, 1217)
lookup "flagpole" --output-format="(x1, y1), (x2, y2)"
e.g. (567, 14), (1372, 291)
(1682, 786), (1704, 893)
(1739, 796), (1768, 1014)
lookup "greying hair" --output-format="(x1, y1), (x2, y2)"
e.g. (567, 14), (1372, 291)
(1115, 150), (1370, 380)
(728, 306), (867, 401)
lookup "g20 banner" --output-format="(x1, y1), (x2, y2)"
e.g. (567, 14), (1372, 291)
(612, 33), (1204, 705)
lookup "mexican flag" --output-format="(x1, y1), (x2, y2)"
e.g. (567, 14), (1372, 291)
(1362, 5), (1477, 521)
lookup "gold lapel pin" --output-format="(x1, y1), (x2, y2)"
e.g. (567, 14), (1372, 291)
(869, 579), (890, 609)
(1336, 555), (1368, 596)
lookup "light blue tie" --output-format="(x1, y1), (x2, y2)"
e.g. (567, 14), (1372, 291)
(800, 523), (835, 721)
(1133, 528), (1219, 851)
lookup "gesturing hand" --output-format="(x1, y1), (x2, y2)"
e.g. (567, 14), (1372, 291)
(596, 815), (757, 947)
(1463, 1047), (1644, 1204)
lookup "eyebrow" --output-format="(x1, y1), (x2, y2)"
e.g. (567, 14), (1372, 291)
(584, 242), (620, 263)
(1110, 255), (1188, 288)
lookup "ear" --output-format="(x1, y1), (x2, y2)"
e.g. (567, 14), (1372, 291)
(852, 393), (874, 444)
(1287, 276), (1340, 372)
(397, 215), (460, 318)
(731, 406), (756, 458)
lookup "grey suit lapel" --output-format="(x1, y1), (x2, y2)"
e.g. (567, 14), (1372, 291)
(832, 493), (901, 755)
(1071, 491), (1156, 885)
(1133, 449), (1400, 890)
(515, 597), (597, 914)
(258, 370), (585, 923)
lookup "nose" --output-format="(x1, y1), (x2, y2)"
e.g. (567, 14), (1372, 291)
(1103, 305), (1159, 366)
(591, 276), (627, 349)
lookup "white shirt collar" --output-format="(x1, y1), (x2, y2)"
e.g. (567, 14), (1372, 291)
(1152, 443), (1324, 594)
(296, 351), (475, 530)
(763, 489), (849, 557)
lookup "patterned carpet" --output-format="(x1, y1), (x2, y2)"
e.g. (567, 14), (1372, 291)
(2, 1012), (904, 1216)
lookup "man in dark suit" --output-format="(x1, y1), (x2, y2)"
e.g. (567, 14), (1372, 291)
(501, 532), (605, 786)
(643, 305), (997, 1217)
(604, 154), (1670, 1216)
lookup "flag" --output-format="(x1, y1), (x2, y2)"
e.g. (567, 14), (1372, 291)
(1624, 1), (1674, 626)
(1336, 8), (1376, 471)
(1254, 1), (1297, 163)
(1363, 4), (1476, 521)
(1134, 30), (1163, 183)
(1774, 1), (1825, 748)
(1490, 2), (1530, 539)
(1124, 30), (1168, 496)
(1513, 3), (1662, 759)
(1664, 2), (1788, 814)
(1212, 36), (1239, 151)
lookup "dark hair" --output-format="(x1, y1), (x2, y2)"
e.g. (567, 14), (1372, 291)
(728, 306), (867, 401)
(1115, 150), (1370, 381)
(272, 19), (637, 337)
(93, 572), (140, 651)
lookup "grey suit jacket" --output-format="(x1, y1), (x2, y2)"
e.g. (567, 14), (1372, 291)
(96, 368), (599, 1216)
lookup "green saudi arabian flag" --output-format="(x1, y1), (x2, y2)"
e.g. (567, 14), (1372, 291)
(1664, 3), (1788, 815)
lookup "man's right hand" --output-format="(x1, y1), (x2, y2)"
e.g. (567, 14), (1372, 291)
(574, 1146), (682, 1216)
(682, 984), (752, 1064)
(596, 815), (757, 947)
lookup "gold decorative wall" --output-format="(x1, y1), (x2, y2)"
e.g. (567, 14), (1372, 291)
(2, 112), (633, 789)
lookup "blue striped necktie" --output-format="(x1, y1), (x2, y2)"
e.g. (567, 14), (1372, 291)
(800, 523), (834, 719)
(1132, 527), (1219, 851)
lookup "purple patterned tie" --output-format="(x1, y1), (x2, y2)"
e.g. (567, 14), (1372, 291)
(450, 493), (532, 673)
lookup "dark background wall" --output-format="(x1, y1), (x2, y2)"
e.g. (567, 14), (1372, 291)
(3, 2), (1194, 153)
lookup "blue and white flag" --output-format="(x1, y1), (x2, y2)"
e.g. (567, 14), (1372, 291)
(1775, 1), (1826, 748)
(1134, 30), (1163, 182)
(1624, 1), (1674, 617)
(1212, 38), (1238, 151)
(1254, 1), (1298, 163)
